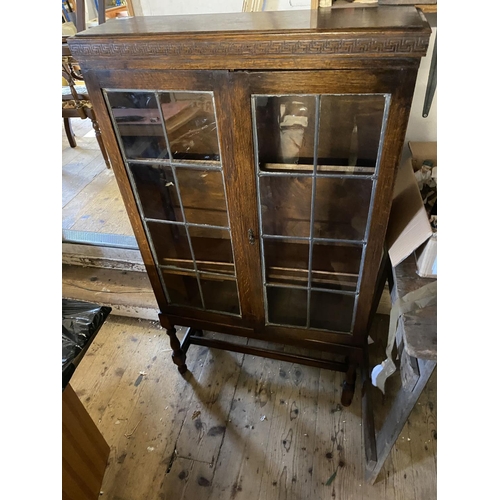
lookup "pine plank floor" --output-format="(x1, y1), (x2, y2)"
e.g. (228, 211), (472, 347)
(62, 118), (134, 237)
(70, 314), (437, 500)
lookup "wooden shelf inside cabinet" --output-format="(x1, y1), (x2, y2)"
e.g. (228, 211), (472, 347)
(68, 7), (431, 411)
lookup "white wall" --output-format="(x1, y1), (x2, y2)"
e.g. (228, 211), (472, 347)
(264, 0), (310, 10)
(404, 26), (437, 143)
(132, 0), (243, 16)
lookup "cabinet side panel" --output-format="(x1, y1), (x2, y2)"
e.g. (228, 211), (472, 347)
(352, 65), (419, 342)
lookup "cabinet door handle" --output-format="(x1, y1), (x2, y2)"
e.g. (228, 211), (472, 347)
(248, 229), (255, 245)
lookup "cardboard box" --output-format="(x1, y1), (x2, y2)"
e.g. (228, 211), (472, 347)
(409, 141), (437, 278)
(408, 141), (437, 172)
(386, 141), (437, 276)
(386, 157), (433, 267)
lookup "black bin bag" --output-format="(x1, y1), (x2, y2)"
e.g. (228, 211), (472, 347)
(62, 299), (111, 390)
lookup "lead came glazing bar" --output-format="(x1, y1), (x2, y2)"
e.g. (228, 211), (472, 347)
(306, 95), (320, 329)
(114, 157), (222, 170)
(143, 218), (230, 231)
(155, 91), (207, 310)
(251, 96), (270, 324)
(258, 170), (375, 180)
(350, 94), (390, 315)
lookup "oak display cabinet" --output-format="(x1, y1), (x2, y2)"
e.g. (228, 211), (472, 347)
(69, 7), (431, 406)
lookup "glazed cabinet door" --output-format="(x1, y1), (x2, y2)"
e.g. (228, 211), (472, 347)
(242, 69), (415, 342)
(85, 70), (264, 328)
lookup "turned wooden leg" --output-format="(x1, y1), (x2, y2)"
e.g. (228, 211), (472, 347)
(341, 363), (357, 407)
(166, 328), (188, 375)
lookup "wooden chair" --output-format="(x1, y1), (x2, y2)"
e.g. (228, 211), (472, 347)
(62, 44), (110, 168)
(62, 0), (111, 168)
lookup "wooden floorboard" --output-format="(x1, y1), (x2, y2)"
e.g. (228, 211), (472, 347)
(62, 118), (134, 238)
(70, 314), (437, 500)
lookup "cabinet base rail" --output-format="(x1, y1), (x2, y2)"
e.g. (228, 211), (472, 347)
(161, 325), (359, 406)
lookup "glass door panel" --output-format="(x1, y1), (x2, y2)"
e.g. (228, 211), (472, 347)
(106, 91), (168, 160)
(105, 89), (240, 317)
(267, 287), (308, 327)
(158, 91), (220, 162)
(128, 163), (182, 222)
(309, 291), (356, 333)
(254, 95), (316, 171)
(200, 275), (240, 315)
(313, 177), (372, 240)
(160, 270), (202, 309)
(317, 94), (386, 175)
(147, 222), (193, 270)
(252, 93), (388, 333)
(189, 226), (235, 276)
(260, 176), (312, 237)
(311, 242), (362, 292)
(175, 168), (228, 226)
(264, 238), (309, 287)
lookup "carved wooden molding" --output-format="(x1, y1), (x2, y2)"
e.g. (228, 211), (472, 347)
(70, 34), (429, 59)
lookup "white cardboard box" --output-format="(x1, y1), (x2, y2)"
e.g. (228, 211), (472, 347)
(386, 141), (437, 276)
(415, 233), (437, 277)
(386, 157), (433, 267)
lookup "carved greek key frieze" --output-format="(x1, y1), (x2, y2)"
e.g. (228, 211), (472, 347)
(70, 36), (429, 58)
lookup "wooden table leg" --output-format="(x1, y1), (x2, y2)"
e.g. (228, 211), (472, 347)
(364, 357), (436, 484)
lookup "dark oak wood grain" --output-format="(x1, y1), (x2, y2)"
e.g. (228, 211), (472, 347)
(68, 7), (430, 408)
(72, 7), (427, 36)
(69, 8), (430, 72)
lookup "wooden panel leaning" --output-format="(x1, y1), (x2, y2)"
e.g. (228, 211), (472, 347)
(62, 383), (110, 500)
(363, 255), (437, 484)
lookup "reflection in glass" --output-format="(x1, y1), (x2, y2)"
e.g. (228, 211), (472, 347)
(254, 95), (316, 171)
(314, 177), (372, 240)
(267, 287), (307, 327)
(260, 176), (312, 237)
(189, 226), (235, 276)
(176, 168), (228, 226)
(318, 95), (386, 175)
(161, 270), (202, 309)
(106, 91), (168, 159)
(129, 163), (182, 222)
(159, 92), (220, 161)
(264, 238), (309, 287)
(201, 276), (240, 315)
(147, 222), (193, 270)
(309, 291), (355, 332)
(311, 242), (362, 292)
